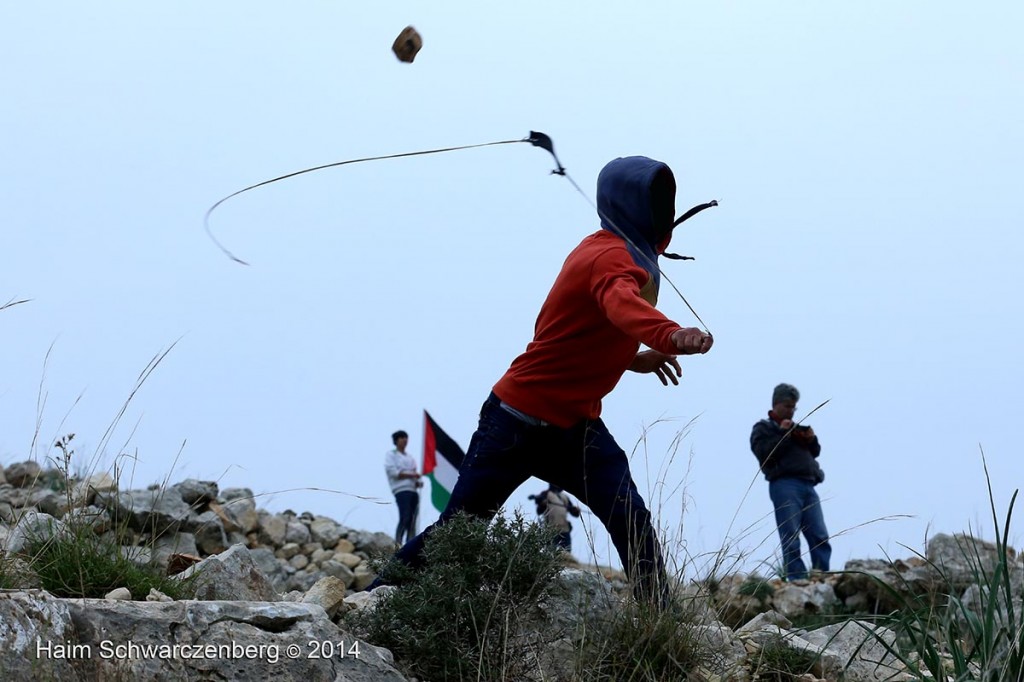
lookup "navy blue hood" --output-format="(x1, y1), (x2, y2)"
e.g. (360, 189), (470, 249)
(596, 156), (676, 290)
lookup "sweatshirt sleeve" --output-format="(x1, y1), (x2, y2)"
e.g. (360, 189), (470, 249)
(588, 248), (682, 354)
(384, 451), (402, 482)
(750, 420), (787, 468)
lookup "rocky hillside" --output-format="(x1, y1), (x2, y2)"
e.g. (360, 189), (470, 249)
(1, 460), (1021, 681)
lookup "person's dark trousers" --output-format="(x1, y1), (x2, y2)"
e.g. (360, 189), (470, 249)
(768, 477), (831, 581)
(392, 392), (668, 605)
(394, 490), (419, 545)
(555, 530), (572, 552)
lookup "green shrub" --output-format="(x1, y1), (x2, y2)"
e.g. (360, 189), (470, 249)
(574, 598), (705, 681)
(750, 635), (819, 681)
(738, 576), (776, 601)
(4, 433), (195, 601)
(352, 511), (565, 682)
(22, 521), (194, 600)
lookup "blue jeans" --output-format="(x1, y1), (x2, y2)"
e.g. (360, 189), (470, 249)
(769, 477), (831, 581)
(394, 490), (419, 545)
(393, 392), (668, 604)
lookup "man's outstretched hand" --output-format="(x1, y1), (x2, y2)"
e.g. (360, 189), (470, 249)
(671, 328), (714, 355)
(629, 350), (683, 386)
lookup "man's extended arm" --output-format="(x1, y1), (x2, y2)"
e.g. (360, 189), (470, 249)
(590, 251), (714, 357)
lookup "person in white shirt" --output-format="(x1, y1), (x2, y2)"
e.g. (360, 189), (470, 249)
(530, 484), (581, 552)
(385, 430), (423, 544)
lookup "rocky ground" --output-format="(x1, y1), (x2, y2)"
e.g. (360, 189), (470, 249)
(1, 460), (1021, 681)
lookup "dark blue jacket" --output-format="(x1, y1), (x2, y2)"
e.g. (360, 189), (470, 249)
(750, 419), (824, 484)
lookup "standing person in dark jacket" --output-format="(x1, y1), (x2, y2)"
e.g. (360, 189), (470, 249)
(750, 383), (831, 581)
(370, 155), (715, 607)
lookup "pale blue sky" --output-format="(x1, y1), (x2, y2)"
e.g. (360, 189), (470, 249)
(2, 2), (1022, 577)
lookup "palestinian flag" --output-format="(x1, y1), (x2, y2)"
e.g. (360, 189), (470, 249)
(422, 410), (465, 513)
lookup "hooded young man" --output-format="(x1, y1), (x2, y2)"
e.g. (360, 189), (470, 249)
(380, 156), (714, 604)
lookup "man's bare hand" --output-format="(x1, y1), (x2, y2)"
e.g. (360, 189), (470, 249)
(629, 350), (682, 386)
(671, 328), (714, 355)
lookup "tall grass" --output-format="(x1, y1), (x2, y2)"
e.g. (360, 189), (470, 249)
(0, 338), (199, 600)
(854, 452), (1022, 682)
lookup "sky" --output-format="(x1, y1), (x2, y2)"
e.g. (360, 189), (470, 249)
(2, 2), (1022, 579)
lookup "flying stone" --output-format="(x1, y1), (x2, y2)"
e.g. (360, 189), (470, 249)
(392, 26), (423, 63)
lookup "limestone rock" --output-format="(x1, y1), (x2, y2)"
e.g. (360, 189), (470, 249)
(105, 587), (132, 600)
(173, 479), (218, 506)
(5, 510), (68, 555)
(320, 559), (356, 587)
(352, 564), (377, 592)
(735, 609), (792, 636)
(71, 472), (118, 506)
(175, 543), (280, 601)
(335, 551), (364, 569)
(188, 510), (229, 555)
(219, 488), (259, 533)
(771, 581), (840, 619)
(343, 585), (397, 613)
(302, 576), (349, 618)
(278, 542), (302, 560)
(259, 514), (288, 546)
(0, 591), (79, 680)
(284, 520), (311, 545)
(30, 488), (69, 517)
(66, 598), (407, 680)
(927, 533), (1008, 588)
(146, 588), (173, 602)
(151, 532), (199, 570)
(249, 547), (290, 588)
(801, 620), (906, 681)
(310, 517), (342, 547)
(95, 488), (191, 534)
(4, 460), (42, 488)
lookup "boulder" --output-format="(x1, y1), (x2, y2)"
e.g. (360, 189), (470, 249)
(926, 533), (1008, 589)
(5, 510), (68, 555)
(30, 488), (69, 517)
(175, 543), (280, 601)
(4, 461), (42, 488)
(0, 591), (79, 680)
(284, 521), (311, 545)
(66, 598), (407, 680)
(801, 620), (906, 681)
(310, 517), (342, 547)
(771, 582), (840, 619)
(151, 532), (199, 571)
(249, 547), (290, 588)
(71, 472), (118, 506)
(218, 488), (259, 533)
(302, 576), (349, 618)
(259, 515), (288, 547)
(173, 479), (219, 506)
(187, 510), (229, 555)
(320, 560), (356, 588)
(95, 488), (191, 534)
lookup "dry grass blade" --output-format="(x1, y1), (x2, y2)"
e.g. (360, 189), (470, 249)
(1, 297), (30, 311)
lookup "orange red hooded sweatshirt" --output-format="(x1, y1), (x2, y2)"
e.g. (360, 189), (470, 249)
(493, 156), (685, 428)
